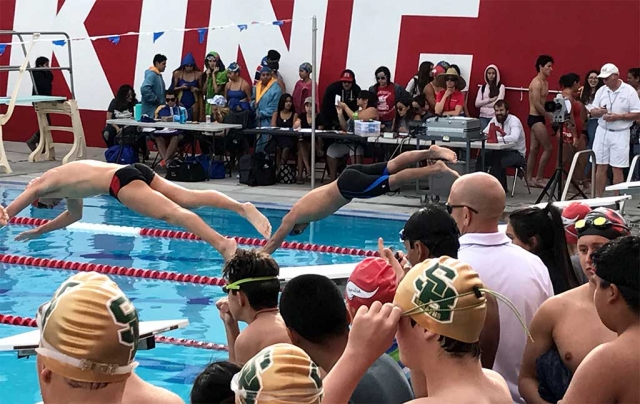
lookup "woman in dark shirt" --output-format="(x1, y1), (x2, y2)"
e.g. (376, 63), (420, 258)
(26, 56), (54, 151)
(294, 97), (325, 183)
(103, 84), (146, 158)
(269, 93), (298, 166)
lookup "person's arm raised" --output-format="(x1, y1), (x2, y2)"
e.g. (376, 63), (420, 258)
(15, 198), (83, 241)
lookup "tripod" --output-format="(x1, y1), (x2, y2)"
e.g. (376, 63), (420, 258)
(535, 123), (588, 203)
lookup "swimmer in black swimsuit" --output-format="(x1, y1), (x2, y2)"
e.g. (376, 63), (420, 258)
(262, 146), (459, 254)
(4, 160), (273, 260)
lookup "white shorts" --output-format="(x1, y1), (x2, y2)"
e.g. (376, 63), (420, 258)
(592, 126), (630, 168)
(326, 143), (364, 159)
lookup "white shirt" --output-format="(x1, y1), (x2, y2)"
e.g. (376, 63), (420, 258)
(482, 114), (527, 157)
(590, 81), (640, 131)
(458, 232), (554, 404)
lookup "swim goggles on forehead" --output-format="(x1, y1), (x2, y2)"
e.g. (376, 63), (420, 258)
(575, 216), (629, 232)
(231, 372), (324, 404)
(222, 276), (279, 293)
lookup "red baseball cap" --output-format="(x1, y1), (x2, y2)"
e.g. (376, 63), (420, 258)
(345, 257), (397, 310)
(340, 71), (354, 82)
(561, 202), (591, 244)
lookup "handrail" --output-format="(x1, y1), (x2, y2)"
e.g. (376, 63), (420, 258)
(475, 84), (560, 101)
(0, 31), (75, 98)
(562, 149), (596, 201)
(619, 154), (640, 214)
(0, 34), (39, 126)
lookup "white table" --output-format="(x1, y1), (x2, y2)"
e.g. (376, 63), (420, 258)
(106, 118), (241, 133)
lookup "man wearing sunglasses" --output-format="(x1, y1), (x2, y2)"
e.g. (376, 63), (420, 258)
(448, 172), (553, 403)
(562, 235), (639, 404)
(262, 145), (458, 254)
(519, 208), (630, 403)
(215, 249), (290, 365)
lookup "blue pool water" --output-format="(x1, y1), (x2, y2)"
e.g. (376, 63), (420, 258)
(0, 182), (407, 403)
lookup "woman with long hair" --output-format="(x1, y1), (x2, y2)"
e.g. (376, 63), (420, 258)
(393, 97), (415, 133)
(406, 61), (433, 98)
(506, 204), (580, 294)
(475, 64), (505, 129)
(270, 93), (298, 166)
(368, 66), (411, 130)
(579, 70), (604, 177)
(103, 84), (147, 159)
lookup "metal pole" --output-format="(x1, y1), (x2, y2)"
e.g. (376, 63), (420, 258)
(310, 15), (317, 189)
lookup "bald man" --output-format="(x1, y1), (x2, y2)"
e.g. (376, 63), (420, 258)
(447, 172), (554, 403)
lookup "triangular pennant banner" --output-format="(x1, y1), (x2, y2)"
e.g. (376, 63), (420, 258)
(52, 40), (66, 46)
(237, 24), (248, 32)
(0, 44), (6, 56)
(197, 28), (207, 44)
(108, 35), (120, 45)
(153, 31), (164, 43)
(272, 20), (284, 26)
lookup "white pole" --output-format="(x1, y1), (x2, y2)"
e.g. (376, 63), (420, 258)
(310, 15), (317, 189)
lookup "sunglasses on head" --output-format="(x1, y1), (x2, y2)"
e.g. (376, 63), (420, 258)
(575, 216), (629, 232)
(221, 276), (278, 294)
(446, 203), (478, 215)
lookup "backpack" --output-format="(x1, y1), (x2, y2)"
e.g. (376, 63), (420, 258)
(105, 144), (138, 165)
(239, 153), (276, 186)
(165, 157), (208, 182)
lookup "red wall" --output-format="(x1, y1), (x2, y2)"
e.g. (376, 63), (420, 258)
(1, 0), (638, 178)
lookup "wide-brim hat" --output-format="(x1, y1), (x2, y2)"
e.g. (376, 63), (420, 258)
(435, 67), (466, 91)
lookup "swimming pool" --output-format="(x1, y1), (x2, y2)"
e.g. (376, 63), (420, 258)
(0, 181), (408, 402)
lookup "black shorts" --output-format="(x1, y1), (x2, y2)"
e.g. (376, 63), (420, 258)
(109, 163), (156, 201)
(527, 115), (546, 128)
(337, 162), (390, 200)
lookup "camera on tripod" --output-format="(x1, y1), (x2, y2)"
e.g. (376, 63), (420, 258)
(544, 94), (571, 124)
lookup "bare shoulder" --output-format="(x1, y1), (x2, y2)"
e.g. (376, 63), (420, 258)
(483, 368), (510, 395)
(124, 373), (185, 404)
(529, 77), (541, 91)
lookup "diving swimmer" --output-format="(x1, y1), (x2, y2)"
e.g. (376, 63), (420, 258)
(2, 160), (272, 260)
(262, 145), (459, 254)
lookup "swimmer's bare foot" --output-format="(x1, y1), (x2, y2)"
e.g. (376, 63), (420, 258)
(242, 202), (272, 239)
(430, 160), (460, 177)
(428, 145), (457, 163)
(219, 237), (238, 261)
(0, 206), (8, 227)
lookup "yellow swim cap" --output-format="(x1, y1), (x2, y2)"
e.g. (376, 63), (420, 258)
(35, 272), (139, 383)
(232, 343), (323, 403)
(394, 256), (487, 344)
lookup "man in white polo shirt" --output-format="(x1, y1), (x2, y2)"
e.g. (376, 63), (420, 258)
(588, 63), (640, 197)
(447, 172), (554, 403)
(481, 100), (527, 193)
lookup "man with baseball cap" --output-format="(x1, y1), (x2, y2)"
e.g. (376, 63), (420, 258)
(320, 69), (361, 130)
(587, 63), (640, 196)
(561, 235), (639, 404)
(321, 257), (513, 403)
(35, 272), (182, 403)
(519, 208), (630, 403)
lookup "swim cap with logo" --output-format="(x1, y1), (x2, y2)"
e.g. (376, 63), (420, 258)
(394, 256), (486, 343)
(561, 202), (591, 244)
(232, 343), (323, 404)
(35, 272), (139, 383)
(345, 257), (397, 310)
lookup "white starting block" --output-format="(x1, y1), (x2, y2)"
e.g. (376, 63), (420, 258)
(279, 263), (357, 290)
(0, 319), (188, 358)
(533, 195), (631, 210)
(606, 181), (640, 195)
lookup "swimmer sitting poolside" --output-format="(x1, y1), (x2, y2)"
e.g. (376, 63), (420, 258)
(262, 145), (459, 254)
(2, 160), (272, 260)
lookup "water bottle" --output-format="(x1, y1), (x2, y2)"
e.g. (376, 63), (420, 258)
(133, 103), (142, 121)
(179, 107), (187, 123)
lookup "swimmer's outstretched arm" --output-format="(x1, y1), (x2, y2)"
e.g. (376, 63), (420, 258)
(262, 212), (297, 254)
(15, 199), (83, 241)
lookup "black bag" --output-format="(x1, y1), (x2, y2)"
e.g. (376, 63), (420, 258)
(238, 154), (253, 185)
(278, 164), (296, 184)
(165, 157), (208, 182)
(239, 153), (276, 186)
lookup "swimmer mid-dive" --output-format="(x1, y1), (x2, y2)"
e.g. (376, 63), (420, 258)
(1, 160), (272, 260)
(262, 145), (459, 254)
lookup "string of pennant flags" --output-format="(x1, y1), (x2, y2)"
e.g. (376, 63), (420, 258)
(0, 19), (293, 56)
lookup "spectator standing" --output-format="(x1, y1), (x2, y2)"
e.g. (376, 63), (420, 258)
(292, 62), (317, 115)
(252, 66), (282, 152)
(588, 63), (640, 196)
(579, 70), (604, 177)
(171, 52), (202, 121)
(405, 61), (433, 98)
(369, 66), (410, 130)
(202, 51), (228, 117)
(140, 54), (167, 118)
(224, 62), (252, 113)
(475, 64), (505, 129)
(627, 67), (640, 180)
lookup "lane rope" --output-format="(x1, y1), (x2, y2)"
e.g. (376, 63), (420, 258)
(8, 216), (378, 257)
(0, 313), (228, 351)
(0, 253), (227, 287)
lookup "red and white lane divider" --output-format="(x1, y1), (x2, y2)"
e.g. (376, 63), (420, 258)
(0, 253), (227, 287)
(8, 216), (378, 257)
(0, 314), (228, 351)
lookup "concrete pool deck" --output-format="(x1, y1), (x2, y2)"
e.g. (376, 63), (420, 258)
(1, 140), (635, 222)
